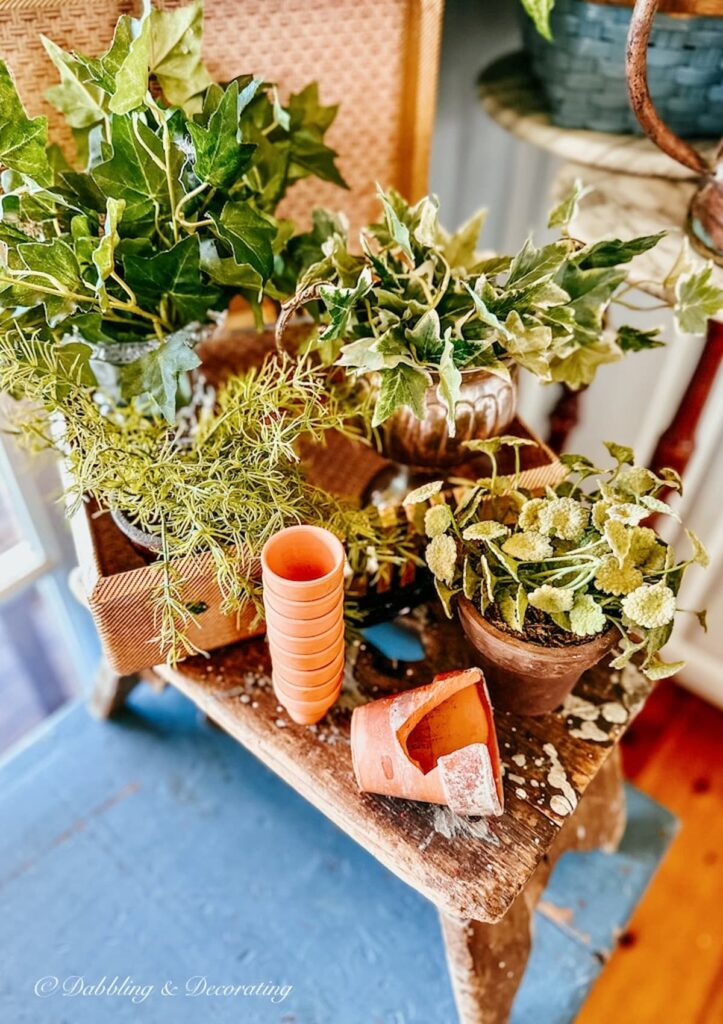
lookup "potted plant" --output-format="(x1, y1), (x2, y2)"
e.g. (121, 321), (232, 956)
(0, 0), (346, 436)
(403, 437), (708, 714)
(290, 185), (723, 468)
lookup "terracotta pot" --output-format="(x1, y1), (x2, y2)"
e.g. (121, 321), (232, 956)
(271, 648), (345, 689)
(269, 637), (345, 672)
(269, 619), (344, 655)
(263, 587), (343, 621)
(457, 597), (618, 716)
(263, 604), (343, 638)
(261, 525), (345, 601)
(111, 508), (163, 559)
(273, 678), (343, 725)
(273, 671), (343, 702)
(377, 367), (517, 470)
(350, 668), (504, 816)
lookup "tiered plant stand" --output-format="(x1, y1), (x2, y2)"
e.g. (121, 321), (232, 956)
(109, 606), (663, 1024)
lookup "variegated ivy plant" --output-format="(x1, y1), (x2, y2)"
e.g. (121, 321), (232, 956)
(0, 0), (346, 420)
(403, 439), (708, 680)
(300, 186), (723, 432)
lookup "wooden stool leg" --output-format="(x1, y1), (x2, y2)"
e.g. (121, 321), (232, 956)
(563, 747), (626, 854)
(89, 659), (141, 719)
(439, 892), (533, 1024)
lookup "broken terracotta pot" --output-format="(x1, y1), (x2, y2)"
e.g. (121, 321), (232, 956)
(457, 596), (618, 716)
(350, 668), (504, 817)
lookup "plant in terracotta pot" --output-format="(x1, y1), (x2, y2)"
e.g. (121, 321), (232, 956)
(293, 185), (722, 470)
(0, 0), (346, 430)
(403, 438), (708, 714)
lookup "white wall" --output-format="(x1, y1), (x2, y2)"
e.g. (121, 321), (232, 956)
(430, 0), (723, 703)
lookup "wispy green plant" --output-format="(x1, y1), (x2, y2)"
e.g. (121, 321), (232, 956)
(299, 186), (723, 431)
(0, 0), (346, 421)
(404, 438), (708, 680)
(0, 327), (418, 663)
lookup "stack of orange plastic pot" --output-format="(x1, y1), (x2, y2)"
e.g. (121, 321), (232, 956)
(261, 525), (346, 725)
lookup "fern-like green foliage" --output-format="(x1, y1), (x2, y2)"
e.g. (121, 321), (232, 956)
(0, 328), (418, 663)
(0, 0), (346, 421)
(405, 439), (708, 680)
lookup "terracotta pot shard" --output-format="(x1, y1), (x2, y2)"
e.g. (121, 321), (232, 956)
(350, 668), (504, 817)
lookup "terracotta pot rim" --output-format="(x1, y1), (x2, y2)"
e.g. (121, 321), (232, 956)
(457, 596), (617, 660)
(269, 639), (345, 671)
(261, 525), (345, 594)
(263, 587), (343, 620)
(271, 649), (345, 688)
(262, 570), (344, 604)
(269, 621), (345, 656)
(263, 604), (343, 637)
(425, 361), (515, 384)
(275, 679), (342, 712)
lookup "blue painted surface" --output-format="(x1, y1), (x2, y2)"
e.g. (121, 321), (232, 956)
(0, 688), (676, 1024)
(362, 621), (426, 662)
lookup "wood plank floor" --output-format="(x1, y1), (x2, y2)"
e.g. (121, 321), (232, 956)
(578, 681), (723, 1024)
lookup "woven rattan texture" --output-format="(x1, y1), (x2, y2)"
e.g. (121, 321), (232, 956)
(524, 0), (723, 136)
(0, 0), (442, 232)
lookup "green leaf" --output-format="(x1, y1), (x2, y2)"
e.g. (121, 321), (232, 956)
(406, 308), (444, 362)
(507, 238), (570, 289)
(463, 555), (479, 600)
(437, 331), (462, 434)
(148, 0), (213, 108)
(338, 330), (416, 373)
(675, 264), (723, 334)
(604, 518), (631, 565)
(642, 654), (685, 681)
(640, 494), (680, 520)
(117, 330), (201, 421)
(377, 188), (413, 261)
(547, 179), (587, 229)
(616, 324), (664, 352)
(213, 201), (276, 279)
(108, 14), (152, 115)
(42, 36), (107, 131)
(462, 521), (508, 542)
(8, 238), (83, 325)
(403, 479), (444, 505)
(434, 578), (457, 619)
(372, 364), (430, 427)
(575, 232), (665, 270)
(188, 79), (258, 190)
(318, 266), (373, 342)
(199, 240), (263, 293)
(686, 529), (709, 568)
(442, 208), (486, 269)
(464, 281), (513, 339)
(91, 197), (125, 308)
(91, 114), (170, 232)
(0, 60), (52, 185)
(604, 440), (635, 466)
(520, 0), (556, 39)
(123, 234), (220, 325)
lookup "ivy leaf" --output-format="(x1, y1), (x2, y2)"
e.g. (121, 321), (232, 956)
(148, 0), (213, 108)
(575, 232), (665, 270)
(91, 114), (170, 232)
(41, 36), (107, 131)
(377, 188), (413, 261)
(675, 264), (723, 334)
(200, 240), (263, 293)
(372, 364), (430, 427)
(443, 208), (486, 269)
(188, 79), (258, 190)
(123, 234), (221, 326)
(338, 329), (416, 373)
(616, 324), (664, 352)
(464, 282), (513, 339)
(437, 331), (462, 435)
(91, 197), (125, 308)
(0, 61), (52, 185)
(547, 179), (587, 229)
(12, 238), (83, 325)
(288, 82), (338, 135)
(548, 336), (621, 389)
(318, 266), (373, 342)
(118, 329), (201, 422)
(507, 238), (570, 289)
(406, 308), (444, 362)
(213, 201), (276, 279)
(108, 14), (152, 115)
(520, 0), (556, 39)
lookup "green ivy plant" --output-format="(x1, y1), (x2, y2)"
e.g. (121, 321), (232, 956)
(403, 438), (708, 680)
(0, 0), (346, 420)
(299, 186), (723, 432)
(520, 0), (556, 40)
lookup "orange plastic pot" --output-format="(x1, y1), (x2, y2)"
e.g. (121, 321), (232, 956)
(263, 586), (343, 621)
(261, 525), (345, 601)
(350, 668), (504, 817)
(270, 618), (344, 655)
(263, 603), (342, 638)
(270, 648), (345, 689)
(273, 677), (343, 725)
(269, 637), (345, 672)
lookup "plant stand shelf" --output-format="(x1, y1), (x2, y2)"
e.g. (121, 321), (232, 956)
(106, 605), (660, 1024)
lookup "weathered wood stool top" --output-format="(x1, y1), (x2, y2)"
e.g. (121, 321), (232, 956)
(155, 606), (652, 925)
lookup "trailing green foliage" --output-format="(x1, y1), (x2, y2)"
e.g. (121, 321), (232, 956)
(0, 1), (346, 420)
(404, 439), (708, 680)
(0, 327), (418, 663)
(300, 188), (723, 430)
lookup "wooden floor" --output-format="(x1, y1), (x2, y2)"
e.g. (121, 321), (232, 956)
(578, 680), (723, 1024)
